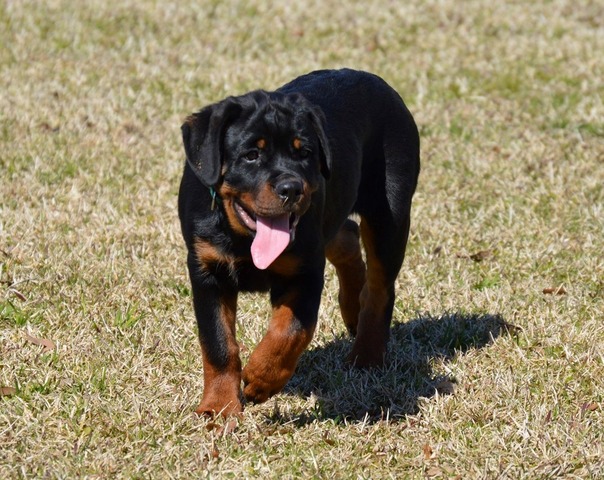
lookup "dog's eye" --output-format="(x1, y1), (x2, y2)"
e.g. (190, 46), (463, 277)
(243, 150), (259, 162)
(299, 148), (312, 159)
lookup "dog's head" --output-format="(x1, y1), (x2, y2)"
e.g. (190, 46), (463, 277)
(182, 90), (331, 269)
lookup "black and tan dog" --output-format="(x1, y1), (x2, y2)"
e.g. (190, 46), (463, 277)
(178, 69), (420, 416)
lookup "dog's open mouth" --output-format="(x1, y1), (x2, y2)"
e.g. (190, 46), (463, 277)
(234, 201), (300, 270)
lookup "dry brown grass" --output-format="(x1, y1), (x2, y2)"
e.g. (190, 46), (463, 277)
(1, 0), (603, 478)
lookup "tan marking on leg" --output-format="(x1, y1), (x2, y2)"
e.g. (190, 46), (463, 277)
(242, 289), (314, 403)
(348, 220), (392, 367)
(196, 293), (243, 417)
(325, 221), (366, 335)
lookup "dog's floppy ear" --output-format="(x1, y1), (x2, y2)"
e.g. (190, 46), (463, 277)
(181, 98), (243, 187)
(308, 106), (332, 179)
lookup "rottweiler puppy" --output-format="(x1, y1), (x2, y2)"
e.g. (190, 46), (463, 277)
(178, 69), (420, 416)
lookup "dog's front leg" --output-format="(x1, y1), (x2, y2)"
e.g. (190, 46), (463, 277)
(242, 272), (323, 404)
(190, 275), (242, 416)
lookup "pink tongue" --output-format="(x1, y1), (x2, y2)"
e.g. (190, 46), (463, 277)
(251, 214), (291, 269)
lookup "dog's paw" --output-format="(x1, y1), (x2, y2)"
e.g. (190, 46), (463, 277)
(242, 363), (289, 404)
(195, 397), (243, 417)
(242, 380), (273, 404)
(347, 343), (386, 369)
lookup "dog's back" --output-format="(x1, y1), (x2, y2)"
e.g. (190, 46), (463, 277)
(279, 69), (420, 241)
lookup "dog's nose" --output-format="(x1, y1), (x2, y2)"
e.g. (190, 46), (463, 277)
(274, 178), (304, 205)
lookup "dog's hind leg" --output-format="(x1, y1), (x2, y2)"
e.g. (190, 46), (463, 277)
(325, 218), (366, 336)
(350, 119), (419, 367)
(348, 212), (411, 367)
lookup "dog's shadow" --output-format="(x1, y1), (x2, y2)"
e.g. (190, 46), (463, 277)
(267, 312), (518, 425)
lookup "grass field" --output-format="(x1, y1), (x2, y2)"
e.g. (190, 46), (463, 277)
(1, 0), (603, 477)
